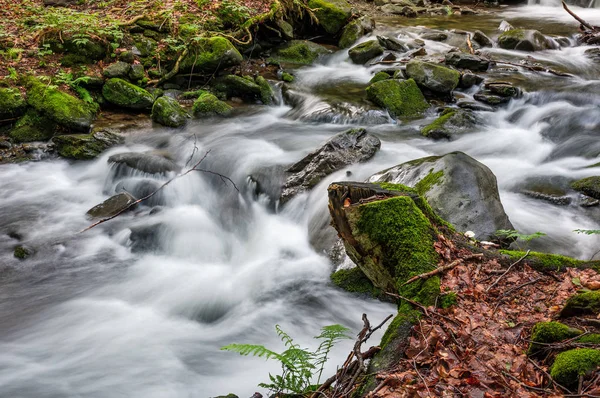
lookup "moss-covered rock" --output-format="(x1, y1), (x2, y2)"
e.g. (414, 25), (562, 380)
(578, 334), (600, 344)
(571, 176), (600, 200)
(9, 110), (59, 143)
(498, 29), (556, 52)
(528, 321), (582, 356)
(13, 245), (32, 259)
(52, 128), (123, 160)
(405, 60), (460, 95)
(331, 267), (384, 299)
(151, 96), (188, 127)
(369, 71), (391, 84)
(102, 78), (154, 110)
(420, 108), (476, 140)
(103, 61), (131, 78)
(46, 36), (107, 60)
(213, 75), (262, 101)
(348, 40), (384, 64)
(269, 40), (331, 65)
(0, 88), (27, 120)
(179, 37), (243, 73)
(550, 349), (600, 387)
(561, 291), (600, 317)
(129, 64), (145, 81)
(282, 72), (294, 83)
(26, 79), (96, 132)
(133, 35), (157, 57)
(308, 0), (352, 34)
(192, 93), (232, 118)
(366, 78), (429, 119)
(499, 250), (600, 273)
(339, 16), (376, 49)
(255, 76), (275, 105)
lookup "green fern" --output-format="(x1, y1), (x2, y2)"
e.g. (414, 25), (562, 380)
(496, 229), (546, 250)
(221, 323), (351, 395)
(573, 229), (600, 235)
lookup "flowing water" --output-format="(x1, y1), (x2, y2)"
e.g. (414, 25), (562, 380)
(3, 4), (600, 397)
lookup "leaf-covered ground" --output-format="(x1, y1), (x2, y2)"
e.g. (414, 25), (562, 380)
(367, 243), (600, 397)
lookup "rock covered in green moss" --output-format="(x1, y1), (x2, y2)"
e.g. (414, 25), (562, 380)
(528, 321), (582, 356)
(420, 108), (476, 140)
(405, 60), (460, 95)
(46, 36), (107, 60)
(275, 19), (294, 40)
(86, 192), (137, 219)
(151, 96), (188, 127)
(192, 93), (232, 118)
(369, 71), (391, 84)
(14, 245), (32, 259)
(550, 348), (600, 387)
(269, 40), (331, 65)
(26, 79), (97, 132)
(179, 37), (243, 73)
(444, 52), (490, 72)
(369, 152), (513, 240)
(499, 250), (596, 272)
(133, 35), (157, 57)
(281, 72), (294, 83)
(571, 176), (600, 200)
(498, 29), (556, 52)
(213, 75), (262, 101)
(339, 16), (376, 48)
(103, 61), (131, 78)
(281, 128), (381, 203)
(255, 76), (275, 105)
(308, 0), (352, 34)
(348, 40), (384, 64)
(366, 78), (429, 119)
(561, 291), (600, 317)
(102, 78), (154, 110)
(0, 87), (27, 119)
(52, 128), (123, 160)
(9, 110), (59, 143)
(331, 267), (383, 299)
(129, 64), (145, 81)
(578, 334), (600, 344)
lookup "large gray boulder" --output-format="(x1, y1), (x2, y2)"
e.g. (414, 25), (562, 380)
(497, 29), (557, 52)
(405, 60), (460, 95)
(368, 151), (513, 240)
(280, 128), (381, 204)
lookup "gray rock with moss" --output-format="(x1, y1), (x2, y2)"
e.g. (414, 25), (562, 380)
(86, 192), (137, 219)
(269, 40), (331, 65)
(151, 96), (188, 128)
(179, 37), (243, 73)
(103, 61), (131, 78)
(369, 152), (514, 240)
(102, 78), (154, 110)
(498, 29), (557, 52)
(571, 176), (600, 199)
(213, 75), (262, 101)
(348, 40), (384, 64)
(405, 60), (460, 95)
(339, 16), (376, 48)
(108, 152), (180, 174)
(381, 3), (417, 16)
(473, 30), (493, 47)
(369, 71), (391, 84)
(10, 110), (59, 143)
(308, 0), (352, 34)
(280, 128), (381, 204)
(255, 76), (275, 105)
(366, 78), (429, 119)
(420, 108), (476, 140)
(192, 93), (232, 118)
(0, 88), (27, 120)
(444, 52), (489, 72)
(52, 128), (123, 160)
(26, 79), (97, 132)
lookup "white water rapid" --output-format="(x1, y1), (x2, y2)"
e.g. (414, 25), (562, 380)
(2, 5), (600, 398)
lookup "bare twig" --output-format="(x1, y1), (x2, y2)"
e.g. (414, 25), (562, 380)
(401, 254), (483, 287)
(486, 250), (530, 292)
(562, 1), (599, 32)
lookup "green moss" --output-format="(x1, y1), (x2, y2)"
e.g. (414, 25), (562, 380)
(180, 90), (208, 100)
(269, 40), (330, 65)
(213, 75), (261, 101)
(348, 40), (384, 64)
(180, 37), (243, 73)
(282, 72), (294, 83)
(571, 176), (600, 199)
(308, 0), (352, 34)
(255, 76), (274, 105)
(366, 78), (429, 119)
(406, 60), (460, 95)
(9, 110), (58, 143)
(498, 29), (526, 49)
(151, 96), (188, 127)
(369, 71), (391, 84)
(0, 87), (26, 119)
(438, 292), (457, 308)
(13, 245), (31, 259)
(192, 93), (232, 118)
(528, 321), (582, 355)
(561, 291), (600, 317)
(376, 182), (416, 193)
(102, 78), (154, 110)
(339, 18), (363, 48)
(499, 250), (593, 272)
(415, 169), (444, 195)
(421, 110), (455, 138)
(331, 267), (383, 298)
(26, 79), (96, 132)
(380, 309), (421, 350)
(578, 334), (600, 344)
(52, 130), (122, 160)
(550, 348), (600, 387)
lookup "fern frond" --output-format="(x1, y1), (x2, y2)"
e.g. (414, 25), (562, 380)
(276, 324), (299, 349)
(313, 324), (351, 384)
(220, 344), (281, 360)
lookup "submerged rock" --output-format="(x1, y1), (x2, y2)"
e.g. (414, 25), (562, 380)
(102, 78), (154, 110)
(151, 96), (188, 127)
(366, 78), (428, 119)
(280, 128), (381, 203)
(369, 152), (514, 240)
(498, 29), (556, 52)
(308, 0), (352, 34)
(420, 108), (476, 140)
(108, 152), (180, 174)
(405, 60), (460, 95)
(86, 192), (137, 219)
(348, 40), (384, 64)
(52, 128), (123, 160)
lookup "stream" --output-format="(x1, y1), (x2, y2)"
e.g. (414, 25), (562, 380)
(2, 3), (600, 397)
